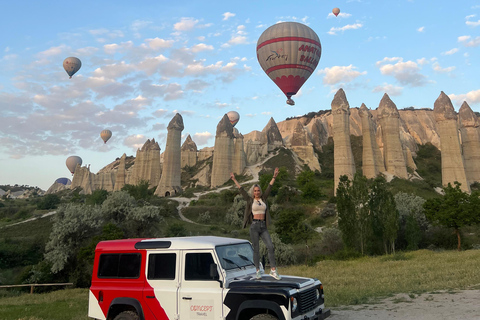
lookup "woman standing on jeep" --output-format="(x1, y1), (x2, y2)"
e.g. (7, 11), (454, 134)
(230, 168), (281, 280)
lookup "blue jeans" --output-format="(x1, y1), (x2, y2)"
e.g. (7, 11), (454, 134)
(250, 220), (276, 270)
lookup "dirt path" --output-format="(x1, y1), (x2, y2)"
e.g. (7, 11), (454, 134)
(328, 290), (480, 319)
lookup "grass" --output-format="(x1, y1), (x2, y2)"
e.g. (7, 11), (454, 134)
(281, 249), (480, 307)
(1, 249), (480, 319)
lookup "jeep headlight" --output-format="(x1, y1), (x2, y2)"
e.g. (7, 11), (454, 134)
(316, 288), (320, 300)
(290, 297), (298, 312)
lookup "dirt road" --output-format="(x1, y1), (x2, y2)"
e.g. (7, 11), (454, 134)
(328, 290), (480, 319)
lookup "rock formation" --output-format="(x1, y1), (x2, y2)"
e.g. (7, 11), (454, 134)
(113, 153), (127, 191)
(433, 92), (470, 192)
(155, 113), (184, 197)
(181, 135), (198, 168)
(359, 104), (385, 178)
(198, 146), (214, 161)
(70, 164), (94, 194)
(377, 94), (408, 179)
(290, 120), (321, 171)
(459, 101), (480, 185)
(244, 130), (268, 165)
(132, 139), (161, 188)
(332, 89), (356, 193)
(233, 128), (246, 175)
(263, 117), (284, 151)
(211, 114), (235, 187)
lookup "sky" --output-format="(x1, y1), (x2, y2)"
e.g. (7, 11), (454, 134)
(1, 0), (479, 191)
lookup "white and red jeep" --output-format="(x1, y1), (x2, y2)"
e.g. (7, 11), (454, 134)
(88, 236), (330, 320)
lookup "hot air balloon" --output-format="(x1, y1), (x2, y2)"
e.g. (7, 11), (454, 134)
(66, 156), (82, 175)
(257, 22), (321, 106)
(100, 129), (112, 144)
(226, 111), (240, 127)
(332, 8), (340, 17)
(55, 177), (72, 186)
(63, 57), (81, 79)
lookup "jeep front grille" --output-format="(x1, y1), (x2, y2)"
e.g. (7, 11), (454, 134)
(298, 288), (318, 313)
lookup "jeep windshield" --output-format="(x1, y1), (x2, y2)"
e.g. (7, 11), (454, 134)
(215, 242), (255, 270)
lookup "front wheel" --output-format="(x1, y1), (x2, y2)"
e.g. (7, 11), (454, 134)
(250, 314), (278, 320)
(113, 311), (140, 320)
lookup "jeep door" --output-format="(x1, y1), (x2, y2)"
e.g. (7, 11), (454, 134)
(179, 250), (224, 320)
(145, 250), (180, 320)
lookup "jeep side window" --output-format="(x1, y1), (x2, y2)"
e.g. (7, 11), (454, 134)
(148, 253), (176, 280)
(98, 253), (141, 278)
(185, 252), (214, 281)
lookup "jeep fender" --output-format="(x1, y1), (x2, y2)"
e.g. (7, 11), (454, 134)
(108, 297), (145, 320)
(236, 300), (286, 320)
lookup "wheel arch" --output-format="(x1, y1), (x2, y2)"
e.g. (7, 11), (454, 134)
(107, 297), (145, 320)
(236, 300), (286, 320)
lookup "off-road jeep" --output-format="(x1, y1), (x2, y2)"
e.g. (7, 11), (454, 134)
(88, 236), (330, 320)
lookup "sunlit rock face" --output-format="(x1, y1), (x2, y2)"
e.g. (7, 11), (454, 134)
(113, 154), (127, 191)
(155, 113), (184, 197)
(377, 93), (408, 179)
(263, 117), (284, 151)
(433, 92), (470, 193)
(359, 104), (385, 179)
(132, 138), (161, 188)
(233, 129), (246, 175)
(243, 130), (268, 165)
(332, 88), (355, 194)
(210, 114), (235, 188)
(290, 120), (321, 172)
(181, 135), (197, 168)
(459, 101), (480, 185)
(71, 165), (94, 194)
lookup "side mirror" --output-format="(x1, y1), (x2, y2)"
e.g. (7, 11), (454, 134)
(210, 263), (223, 287)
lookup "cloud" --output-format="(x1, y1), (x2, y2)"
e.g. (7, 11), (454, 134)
(36, 45), (68, 58)
(146, 37), (175, 50)
(318, 65), (367, 85)
(328, 23), (363, 35)
(417, 26), (425, 32)
(124, 134), (147, 151)
(185, 79), (210, 92)
(458, 35), (480, 47)
(442, 48), (459, 55)
(466, 19), (480, 27)
(223, 12), (236, 21)
(432, 62), (455, 73)
(191, 43), (214, 52)
(222, 35), (249, 47)
(376, 57), (428, 87)
(174, 18), (199, 31)
(372, 83), (403, 96)
(193, 131), (213, 146)
(92, 61), (135, 79)
(449, 89), (480, 105)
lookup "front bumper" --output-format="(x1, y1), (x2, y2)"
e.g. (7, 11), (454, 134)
(293, 307), (330, 320)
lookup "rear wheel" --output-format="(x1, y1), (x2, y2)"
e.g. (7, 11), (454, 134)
(113, 311), (140, 320)
(250, 314), (278, 320)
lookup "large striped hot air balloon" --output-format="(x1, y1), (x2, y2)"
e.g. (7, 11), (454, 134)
(226, 111), (240, 127)
(257, 22), (321, 106)
(63, 57), (82, 79)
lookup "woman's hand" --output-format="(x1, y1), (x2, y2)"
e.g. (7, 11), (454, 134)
(273, 167), (279, 179)
(230, 172), (235, 181)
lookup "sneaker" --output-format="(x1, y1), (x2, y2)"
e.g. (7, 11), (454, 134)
(255, 270), (262, 279)
(269, 269), (281, 280)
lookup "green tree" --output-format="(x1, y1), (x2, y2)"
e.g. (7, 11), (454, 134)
(274, 208), (314, 245)
(335, 175), (357, 250)
(36, 194), (61, 210)
(86, 189), (109, 205)
(424, 182), (480, 251)
(259, 167), (287, 196)
(122, 180), (155, 200)
(351, 173), (370, 255)
(370, 177), (399, 254)
(394, 192), (427, 250)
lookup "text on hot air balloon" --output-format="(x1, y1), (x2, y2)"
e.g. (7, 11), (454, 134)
(298, 44), (321, 58)
(300, 55), (319, 67)
(266, 50), (288, 62)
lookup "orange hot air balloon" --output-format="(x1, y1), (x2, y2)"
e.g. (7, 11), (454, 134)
(226, 111), (240, 127)
(100, 129), (112, 144)
(66, 156), (82, 175)
(332, 8), (340, 17)
(257, 22), (321, 106)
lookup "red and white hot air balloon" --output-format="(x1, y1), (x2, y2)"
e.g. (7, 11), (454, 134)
(100, 129), (112, 144)
(332, 7), (340, 17)
(257, 22), (321, 106)
(63, 57), (82, 79)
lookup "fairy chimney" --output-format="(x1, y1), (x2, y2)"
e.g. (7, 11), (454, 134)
(211, 114), (235, 187)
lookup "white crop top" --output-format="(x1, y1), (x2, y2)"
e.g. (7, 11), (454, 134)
(252, 199), (266, 216)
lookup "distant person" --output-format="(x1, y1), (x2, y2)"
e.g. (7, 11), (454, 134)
(230, 168), (281, 280)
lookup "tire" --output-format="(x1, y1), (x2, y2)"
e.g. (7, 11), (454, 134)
(250, 314), (278, 320)
(113, 311), (140, 320)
